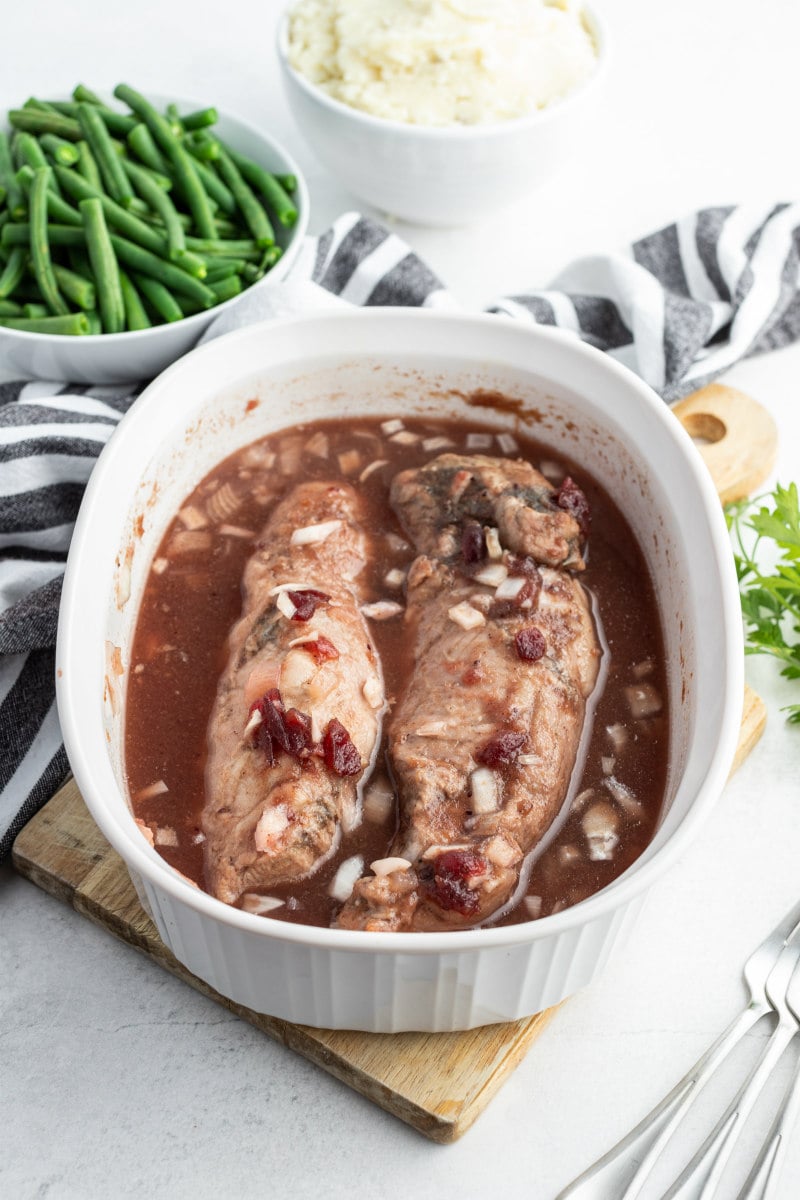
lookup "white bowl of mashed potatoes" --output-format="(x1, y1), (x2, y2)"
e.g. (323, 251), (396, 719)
(278, 0), (607, 225)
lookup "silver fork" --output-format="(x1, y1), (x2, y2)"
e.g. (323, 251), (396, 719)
(737, 957), (800, 1200)
(557, 899), (800, 1200)
(662, 936), (800, 1199)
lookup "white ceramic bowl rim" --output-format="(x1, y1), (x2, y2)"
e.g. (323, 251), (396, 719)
(58, 309), (742, 956)
(276, 3), (608, 139)
(0, 90), (309, 344)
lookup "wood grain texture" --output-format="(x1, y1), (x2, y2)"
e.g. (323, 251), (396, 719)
(10, 383), (770, 1142)
(672, 384), (778, 504)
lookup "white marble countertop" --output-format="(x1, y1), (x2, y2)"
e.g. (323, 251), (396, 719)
(2, 1), (800, 1197)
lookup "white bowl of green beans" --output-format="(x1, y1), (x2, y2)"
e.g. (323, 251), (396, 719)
(0, 86), (309, 384)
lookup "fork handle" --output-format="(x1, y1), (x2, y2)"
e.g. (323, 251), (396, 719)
(662, 1022), (796, 1200)
(737, 1049), (800, 1200)
(556, 1005), (764, 1200)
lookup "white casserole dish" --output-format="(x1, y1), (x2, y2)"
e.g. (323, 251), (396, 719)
(56, 310), (743, 1032)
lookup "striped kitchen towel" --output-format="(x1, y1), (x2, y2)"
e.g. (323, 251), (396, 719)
(1, 201), (799, 859)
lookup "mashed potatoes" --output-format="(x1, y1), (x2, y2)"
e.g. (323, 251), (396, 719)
(286, 0), (598, 127)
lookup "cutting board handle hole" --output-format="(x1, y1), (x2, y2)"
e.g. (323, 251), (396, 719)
(680, 411), (727, 446)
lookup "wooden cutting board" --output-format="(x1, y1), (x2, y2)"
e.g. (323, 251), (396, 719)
(11, 384), (775, 1143)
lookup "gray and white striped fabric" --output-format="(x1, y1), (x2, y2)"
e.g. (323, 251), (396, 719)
(2, 202), (799, 859)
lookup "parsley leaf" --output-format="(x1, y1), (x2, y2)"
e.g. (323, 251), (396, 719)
(727, 483), (800, 723)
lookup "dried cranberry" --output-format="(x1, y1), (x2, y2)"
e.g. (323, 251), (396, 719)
(515, 627), (546, 662)
(506, 554), (541, 579)
(253, 721), (275, 765)
(281, 708), (313, 756)
(475, 729), (527, 766)
(306, 635), (339, 663)
(426, 849), (486, 915)
(322, 719), (362, 776)
(461, 520), (485, 565)
(250, 689), (313, 762)
(491, 576), (541, 619)
(287, 589), (330, 622)
(555, 476), (591, 538)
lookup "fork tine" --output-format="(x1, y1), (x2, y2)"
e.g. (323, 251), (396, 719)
(557, 900), (800, 1200)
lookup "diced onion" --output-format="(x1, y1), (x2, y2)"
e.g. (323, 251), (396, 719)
(276, 591), (297, 619)
(494, 576), (526, 601)
(305, 431), (329, 459)
(281, 649), (316, 691)
(268, 581), (314, 596)
(370, 857), (412, 877)
(338, 449), (361, 475)
(484, 835), (517, 867)
(414, 720), (450, 737)
(422, 436), (454, 452)
(582, 802), (620, 861)
(604, 776), (642, 816)
(219, 524), (255, 539)
(381, 418), (404, 435)
(485, 528), (502, 560)
(624, 684), (662, 719)
(466, 432), (492, 450)
(363, 677), (384, 709)
(632, 658), (654, 679)
(448, 601), (485, 630)
(539, 460), (565, 483)
(517, 753), (538, 767)
(359, 459), (389, 483)
(496, 432), (519, 455)
(470, 767), (499, 813)
(422, 842), (472, 860)
(179, 505), (207, 531)
(601, 755), (615, 776)
(363, 783), (394, 824)
(191, 831), (205, 846)
(290, 519), (342, 546)
(469, 593), (492, 613)
(241, 893), (284, 915)
(390, 430), (419, 445)
(206, 481), (241, 523)
(329, 855), (364, 902)
(385, 532), (410, 553)
(361, 600), (404, 620)
(573, 787), (595, 810)
(135, 779), (169, 802)
(152, 557), (168, 576)
(168, 530), (212, 556)
(606, 723), (628, 753)
(559, 844), (581, 866)
(255, 805), (290, 851)
(524, 895), (543, 919)
(244, 709), (263, 737)
(474, 563), (508, 588)
(384, 568), (406, 588)
(288, 632), (320, 647)
(154, 826), (178, 847)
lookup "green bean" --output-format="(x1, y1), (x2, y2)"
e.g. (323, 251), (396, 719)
(52, 264), (96, 310)
(55, 166), (169, 256)
(184, 235), (261, 260)
(76, 103), (133, 207)
(72, 84), (104, 106)
(186, 130), (219, 162)
(262, 244), (283, 269)
(126, 123), (170, 177)
(9, 109), (82, 140)
(0, 312), (90, 334)
(132, 272), (183, 322)
(68, 247), (93, 277)
(2, 222), (84, 249)
(122, 157), (185, 262)
(226, 146), (298, 227)
(79, 197), (124, 334)
(0, 298), (24, 317)
(85, 309), (102, 335)
(118, 268), (151, 330)
(214, 147), (274, 248)
(114, 85), (216, 238)
(108, 233), (216, 307)
(183, 107), (218, 131)
(23, 302), (49, 318)
(23, 97), (60, 114)
(209, 274), (242, 304)
(16, 165), (83, 225)
(30, 168), (69, 315)
(166, 103), (183, 136)
(40, 133), (80, 167)
(138, 208), (191, 231)
(75, 140), (103, 192)
(184, 153), (236, 215)
(0, 184), (5, 208)
(203, 257), (247, 283)
(277, 174), (297, 194)
(13, 132), (63, 198)
(0, 246), (27, 298)
(0, 133), (23, 219)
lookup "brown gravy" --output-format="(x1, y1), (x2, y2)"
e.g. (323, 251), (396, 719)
(125, 415), (668, 929)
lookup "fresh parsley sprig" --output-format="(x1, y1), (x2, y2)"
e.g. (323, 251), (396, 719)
(726, 482), (800, 723)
